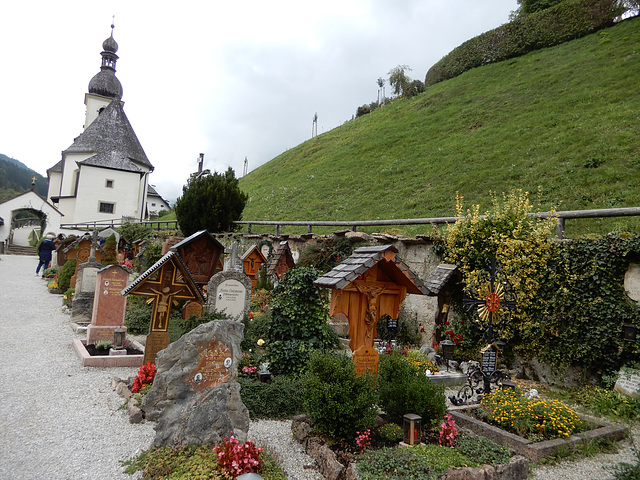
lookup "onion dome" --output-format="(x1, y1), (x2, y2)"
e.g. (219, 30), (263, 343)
(87, 23), (123, 100)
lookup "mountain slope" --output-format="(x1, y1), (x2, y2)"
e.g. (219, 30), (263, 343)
(0, 154), (48, 202)
(239, 17), (640, 237)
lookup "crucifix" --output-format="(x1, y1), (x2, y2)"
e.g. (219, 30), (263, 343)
(121, 252), (204, 364)
(225, 242), (242, 272)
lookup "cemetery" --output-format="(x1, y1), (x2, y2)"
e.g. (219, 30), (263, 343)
(8, 189), (638, 480)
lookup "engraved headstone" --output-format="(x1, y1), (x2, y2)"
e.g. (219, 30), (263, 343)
(86, 265), (129, 344)
(141, 320), (249, 446)
(481, 347), (497, 374)
(614, 367), (640, 399)
(207, 271), (252, 321)
(182, 300), (204, 320)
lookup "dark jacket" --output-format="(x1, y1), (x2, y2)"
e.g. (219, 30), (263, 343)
(38, 239), (56, 262)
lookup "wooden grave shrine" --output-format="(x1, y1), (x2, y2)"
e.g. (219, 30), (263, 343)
(266, 241), (295, 284)
(423, 264), (462, 344)
(169, 229), (224, 285)
(242, 245), (267, 293)
(121, 251), (205, 365)
(315, 245), (429, 376)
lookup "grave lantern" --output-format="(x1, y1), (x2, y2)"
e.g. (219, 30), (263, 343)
(403, 413), (422, 446)
(440, 339), (455, 371)
(623, 324), (638, 342)
(113, 327), (126, 350)
(237, 473), (263, 480)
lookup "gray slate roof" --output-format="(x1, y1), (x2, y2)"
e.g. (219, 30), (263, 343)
(78, 151), (144, 173)
(314, 245), (429, 295)
(423, 264), (461, 296)
(63, 100), (153, 171)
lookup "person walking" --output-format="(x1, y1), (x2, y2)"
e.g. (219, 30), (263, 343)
(36, 233), (56, 277)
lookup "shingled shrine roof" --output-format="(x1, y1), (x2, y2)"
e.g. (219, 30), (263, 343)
(169, 229), (224, 253)
(121, 250), (204, 302)
(314, 245), (429, 295)
(266, 241), (295, 277)
(423, 264), (461, 296)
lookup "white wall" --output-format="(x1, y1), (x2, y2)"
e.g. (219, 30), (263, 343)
(0, 192), (63, 245)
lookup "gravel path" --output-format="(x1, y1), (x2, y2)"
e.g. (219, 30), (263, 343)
(1, 253), (638, 480)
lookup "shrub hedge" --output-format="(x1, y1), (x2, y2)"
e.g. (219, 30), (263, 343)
(57, 259), (77, 294)
(425, 0), (623, 87)
(239, 375), (306, 419)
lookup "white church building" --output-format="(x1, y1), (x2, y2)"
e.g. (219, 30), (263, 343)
(46, 25), (162, 226)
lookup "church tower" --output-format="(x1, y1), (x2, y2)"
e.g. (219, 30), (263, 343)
(84, 22), (123, 128)
(46, 23), (154, 225)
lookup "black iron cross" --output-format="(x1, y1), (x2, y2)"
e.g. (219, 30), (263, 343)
(462, 257), (517, 344)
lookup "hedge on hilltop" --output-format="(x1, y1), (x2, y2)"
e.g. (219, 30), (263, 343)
(424, 0), (624, 87)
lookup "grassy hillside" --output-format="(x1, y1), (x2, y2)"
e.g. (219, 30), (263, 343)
(239, 17), (640, 237)
(0, 154), (48, 202)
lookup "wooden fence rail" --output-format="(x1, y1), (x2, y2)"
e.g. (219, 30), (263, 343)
(235, 206), (640, 239)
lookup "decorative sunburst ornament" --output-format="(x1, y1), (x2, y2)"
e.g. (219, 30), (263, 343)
(462, 257), (517, 344)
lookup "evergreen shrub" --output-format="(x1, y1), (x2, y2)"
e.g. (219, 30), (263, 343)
(125, 295), (152, 334)
(425, 0), (623, 86)
(377, 350), (446, 428)
(303, 351), (379, 442)
(239, 375), (306, 419)
(57, 259), (77, 294)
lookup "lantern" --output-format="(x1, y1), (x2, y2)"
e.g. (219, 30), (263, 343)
(113, 328), (126, 350)
(623, 324), (638, 342)
(403, 413), (422, 446)
(237, 474), (263, 480)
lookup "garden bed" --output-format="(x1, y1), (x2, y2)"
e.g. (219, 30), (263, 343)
(448, 406), (628, 463)
(72, 339), (145, 368)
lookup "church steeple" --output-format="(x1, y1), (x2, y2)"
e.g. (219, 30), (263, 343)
(87, 21), (123, 102)
(85, 21), (123, 129)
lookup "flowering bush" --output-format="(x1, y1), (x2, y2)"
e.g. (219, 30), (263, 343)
(132, 362), (156, 394)
(404, 349), (439, 373)
(47, 275), (59, 290)
(118, 258), (136, 274)
(214, 433), (262, 477)
(439, 414), (458, 447)
(377, 423), (403, 443)
(242, 365), (257, 376)
(356, 429), (371, 452)
(250, 288), (272, 313)
(480, 389), (583, 439)
(63, 288), (74, 308)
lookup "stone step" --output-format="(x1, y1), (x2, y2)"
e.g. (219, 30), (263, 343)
(6, 245), (37, 255)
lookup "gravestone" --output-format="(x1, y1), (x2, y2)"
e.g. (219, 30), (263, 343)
(242, 245), (267, 293)
(625, 263), (640, 301)
(141, 320), (249, 446)
(86, 265), (129, 344)
(481, 346), (497, 375)
(70, 231), (104, 326)
(206, 271), (252, 321)
(614, 367), (640, 399)
(182, 300), (203, 320)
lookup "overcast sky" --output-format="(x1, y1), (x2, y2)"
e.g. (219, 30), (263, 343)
(1, 0), (517, 203)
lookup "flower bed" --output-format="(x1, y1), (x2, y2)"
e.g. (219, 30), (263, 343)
(448, 406), (627, 463)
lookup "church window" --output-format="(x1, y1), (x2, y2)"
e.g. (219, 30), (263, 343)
(99, 202), (115, 214)
(151, 203), (156, 207)
(105, 179), (114, 188)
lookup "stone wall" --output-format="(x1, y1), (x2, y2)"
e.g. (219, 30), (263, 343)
(215, 230), (442, 345)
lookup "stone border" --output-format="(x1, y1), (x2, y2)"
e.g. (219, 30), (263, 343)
(72, 339), (145, 368)
(448, 407), (628, 463)
(291, 415), (529, 480)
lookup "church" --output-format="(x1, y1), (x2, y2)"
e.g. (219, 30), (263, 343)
(46, 24), (164, 225)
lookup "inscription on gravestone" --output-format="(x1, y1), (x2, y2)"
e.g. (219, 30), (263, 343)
(353, 346), (379, 377)
(482, 348), (497, 374)
(186, 338), (232, 391)
(614, 368), (640, 399)
(207, 271), (252, 321)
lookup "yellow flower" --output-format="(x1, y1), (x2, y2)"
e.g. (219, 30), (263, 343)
(257, 339), (265, 346)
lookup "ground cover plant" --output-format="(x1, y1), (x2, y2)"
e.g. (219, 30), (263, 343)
(238, 375), (305, 419)
(238, 16), (640, 237)
(477, 388), (584, 440)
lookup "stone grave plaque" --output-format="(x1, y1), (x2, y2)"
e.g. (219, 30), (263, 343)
(353, 346), (379, 377)
(387, 316), (398, 340)
(207, 271), (252, 320)
(182, 300), (203, 320)
(144, 331), (172, 365)
(614, 368), (640, 399)
(86, 265), (129, 344)
(481, 347), (497, 374)
(186, 338), (232, 391)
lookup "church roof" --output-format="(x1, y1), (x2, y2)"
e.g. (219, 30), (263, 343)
(78, 151), (145, 173)
(47, 159), (63, 175)
(64, 100), (153, 171)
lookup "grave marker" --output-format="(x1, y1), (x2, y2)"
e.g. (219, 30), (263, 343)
(170, 230), (224, 285)
(86, 265), (129, 344)
(353, 346), (380, 377)
(122, 251), (204, 365)
(206, 271), (252, 321)
(614, 367), (640, 399)
(182, 300), (203, 320)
